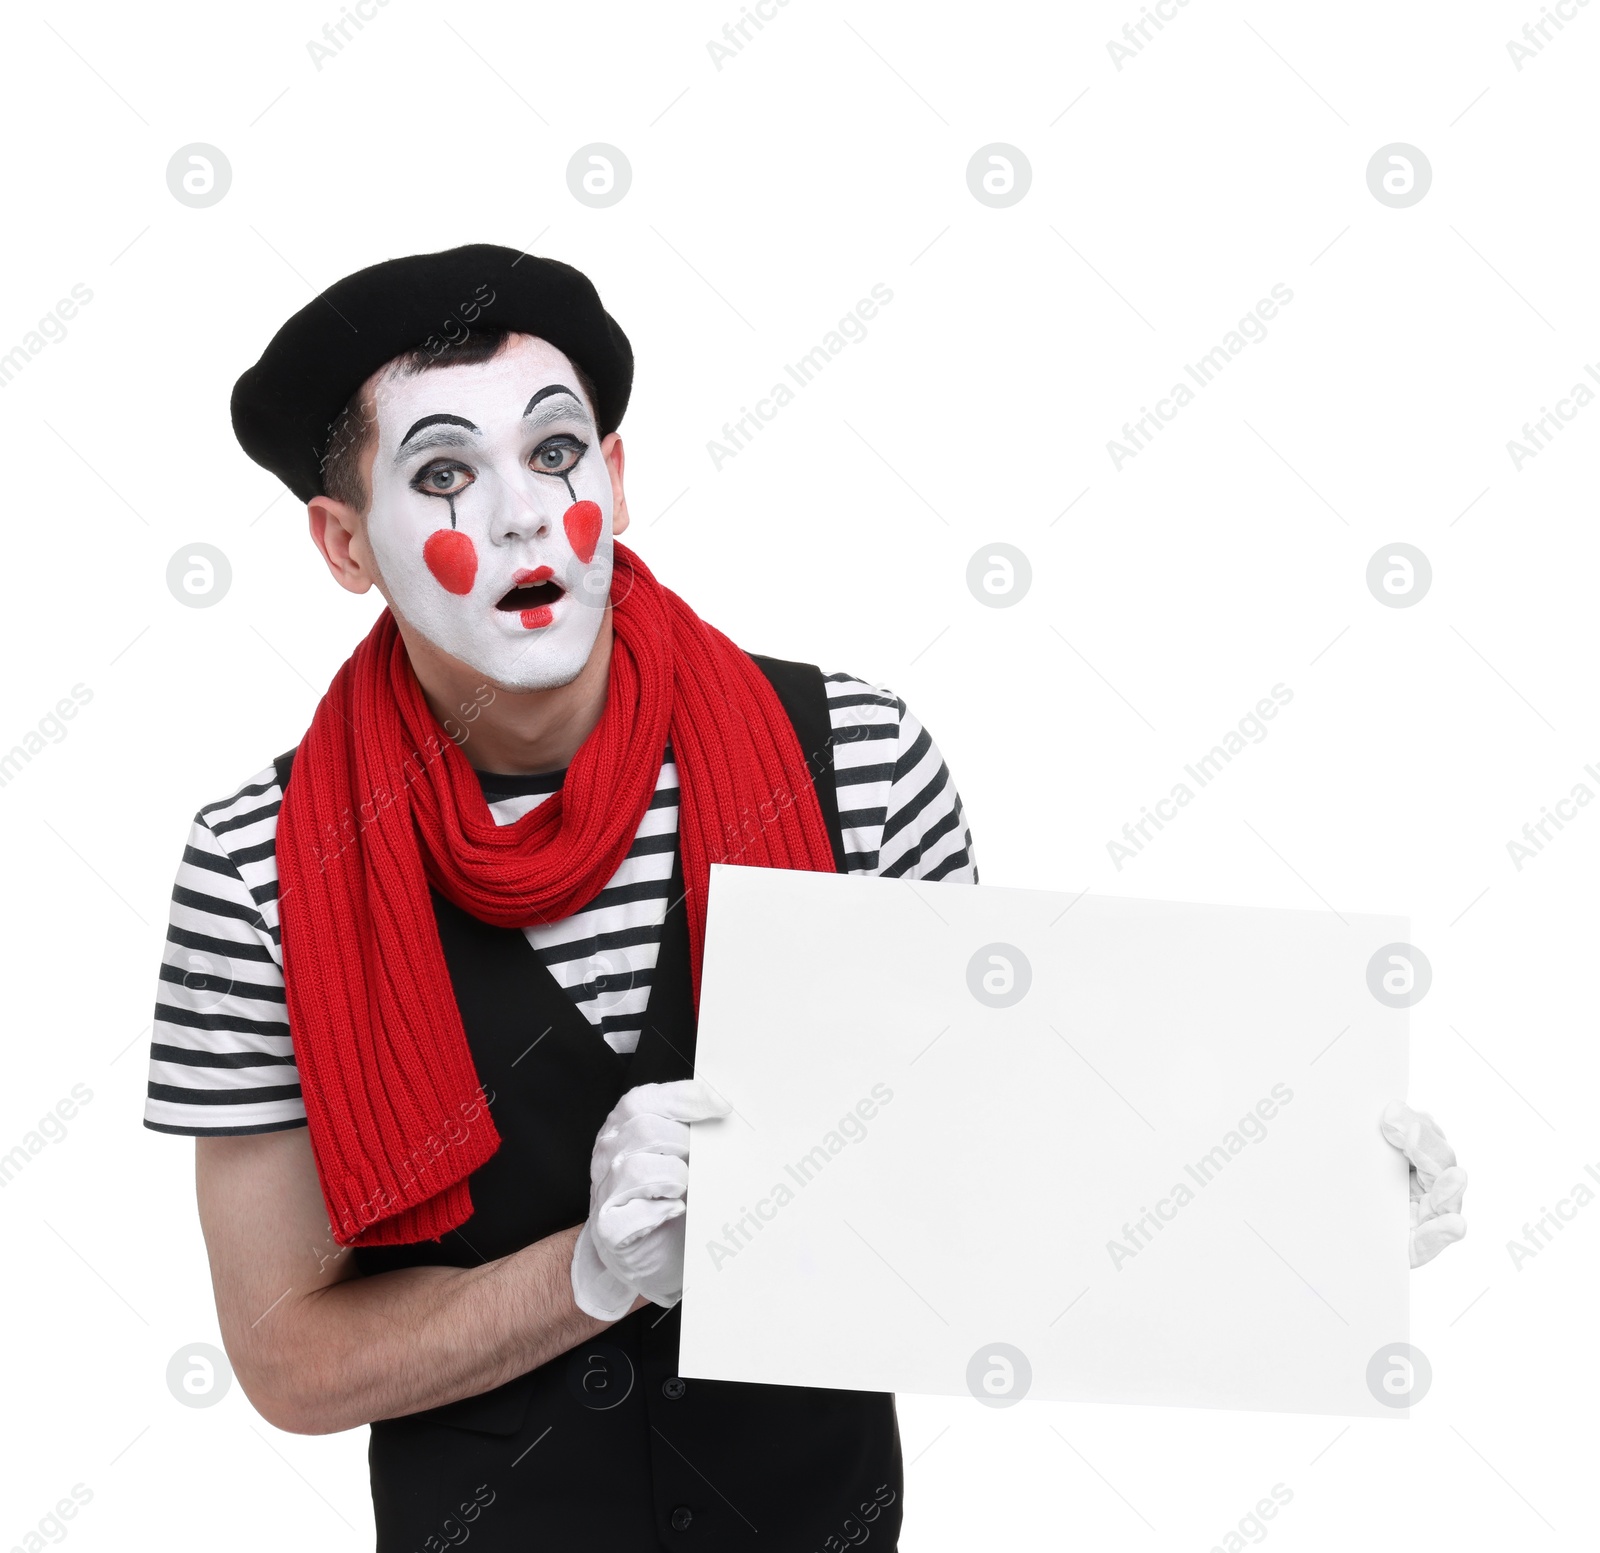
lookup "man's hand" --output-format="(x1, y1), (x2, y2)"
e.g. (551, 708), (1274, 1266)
(1380, 1100), (1468, 1269)
(570, 1079), (732, 1319)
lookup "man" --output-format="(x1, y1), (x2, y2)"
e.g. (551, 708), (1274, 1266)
(144, 245), (1464, 1551)
(144, 245), (973, 1551)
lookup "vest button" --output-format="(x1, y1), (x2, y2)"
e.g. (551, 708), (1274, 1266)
(670, 1505), (694, 1531)
(662, 1377), (687, 1400)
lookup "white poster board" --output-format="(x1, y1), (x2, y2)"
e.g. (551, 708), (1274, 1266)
(679, 866), (1412, 1419)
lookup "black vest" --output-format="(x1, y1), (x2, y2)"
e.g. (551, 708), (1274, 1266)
(276, 655), (902, 1553)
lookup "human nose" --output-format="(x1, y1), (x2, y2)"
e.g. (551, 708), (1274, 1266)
(484, 469), (556, 546)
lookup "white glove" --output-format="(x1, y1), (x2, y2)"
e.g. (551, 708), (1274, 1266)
(570, 1079), (732, 1318)
(571, 1216), (637, 1322)
(1379, 1100), (1468, 1269)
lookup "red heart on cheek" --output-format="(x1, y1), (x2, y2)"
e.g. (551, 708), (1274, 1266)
(423, 529), (478, 595)
(563, 500), (603, 565)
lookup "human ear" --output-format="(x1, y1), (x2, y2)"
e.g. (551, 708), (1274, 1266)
(601, 433), (630, 536)
(308, 495), (377, 594)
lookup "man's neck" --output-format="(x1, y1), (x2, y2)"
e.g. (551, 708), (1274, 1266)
(399, 612), (614, 776)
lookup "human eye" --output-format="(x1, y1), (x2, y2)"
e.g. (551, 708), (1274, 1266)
(529, 435), (587, 478)
(410, 460), (475, 498)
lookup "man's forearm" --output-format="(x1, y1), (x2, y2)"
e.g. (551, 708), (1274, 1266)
(263, 1225), (638, 1434)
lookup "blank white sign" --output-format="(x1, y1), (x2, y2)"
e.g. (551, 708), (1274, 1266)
(679, 866), (1412, 1419)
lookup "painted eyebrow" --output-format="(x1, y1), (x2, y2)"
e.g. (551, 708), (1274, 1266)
(523, 384), (587, 418)
(399, 412), (480, 449)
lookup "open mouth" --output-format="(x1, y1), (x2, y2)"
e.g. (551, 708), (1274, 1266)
(496, 567), (564, 620)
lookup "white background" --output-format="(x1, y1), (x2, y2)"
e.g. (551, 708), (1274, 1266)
(0, 1), (1594, 1548)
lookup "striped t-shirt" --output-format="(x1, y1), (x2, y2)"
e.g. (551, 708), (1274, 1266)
(143, 672), (977, 1137)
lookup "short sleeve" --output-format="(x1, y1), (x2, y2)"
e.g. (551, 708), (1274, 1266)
(143, 769), (306, 1136)
(823, 672), (978, 883)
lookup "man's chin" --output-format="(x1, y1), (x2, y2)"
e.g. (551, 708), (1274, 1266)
(478, 658), (589, 695)
(437, 641), (595, 697)
(484, 614), (608, 694)
(408, 622), (604, 696)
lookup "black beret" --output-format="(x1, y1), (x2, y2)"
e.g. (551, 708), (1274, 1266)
(230, 243), (633, 502)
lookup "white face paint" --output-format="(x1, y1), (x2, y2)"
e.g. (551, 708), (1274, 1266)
(363, 334), (614, 691)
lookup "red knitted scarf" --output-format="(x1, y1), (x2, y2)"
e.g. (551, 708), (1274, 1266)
(277, 541), (837, 1247)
